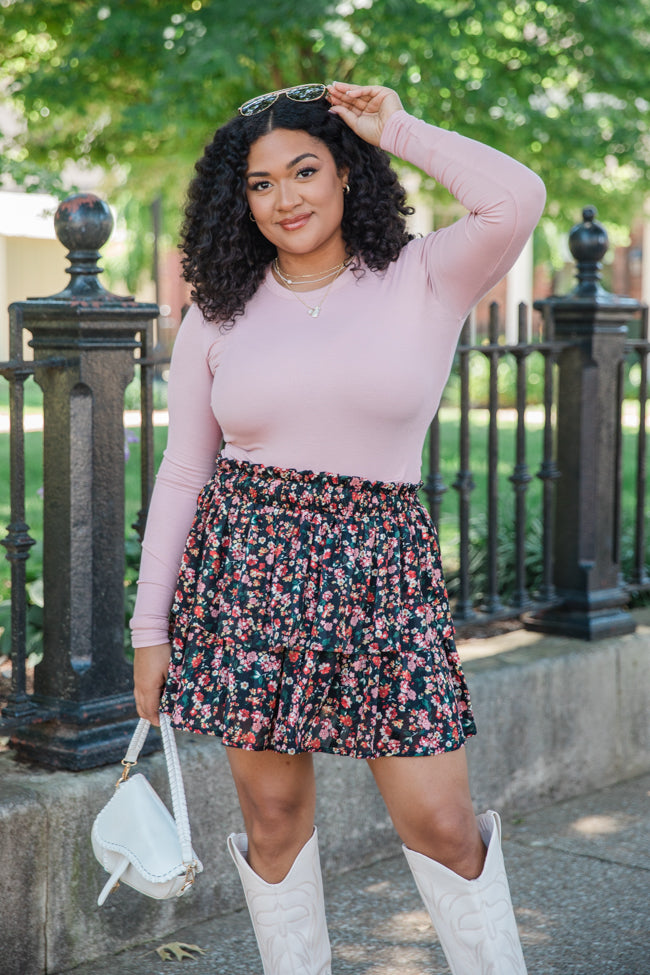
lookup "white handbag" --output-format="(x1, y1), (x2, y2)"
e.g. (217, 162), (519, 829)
(91, 713), (203, 906)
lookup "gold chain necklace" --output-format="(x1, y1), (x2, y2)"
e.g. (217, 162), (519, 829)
(274, 263), (348, 318)
(273, 257), (350, 286)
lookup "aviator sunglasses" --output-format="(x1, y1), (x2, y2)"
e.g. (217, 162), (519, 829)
(238, 84), (327, 117)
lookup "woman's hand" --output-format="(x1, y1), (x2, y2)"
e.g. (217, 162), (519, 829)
(327, 82), (403, 146)
(133, 643), (172, 726)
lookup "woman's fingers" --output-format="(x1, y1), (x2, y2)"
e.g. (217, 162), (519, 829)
(328, 81), (378, 97)
(327, 82), (402, 145)
(133, 643), (172, 726)
(328, 83), (383, 113)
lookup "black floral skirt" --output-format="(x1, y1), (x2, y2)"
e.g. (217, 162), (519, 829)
(161, 456), (476, 757)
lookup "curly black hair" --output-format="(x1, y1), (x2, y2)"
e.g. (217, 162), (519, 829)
(180, 93), (414, 326)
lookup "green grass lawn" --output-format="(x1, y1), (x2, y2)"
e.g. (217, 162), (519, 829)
(429, 408), (546, 595)
(433, 407), (648, 596)
(0, 421), (168, 588)
(0, 402), (647, 613)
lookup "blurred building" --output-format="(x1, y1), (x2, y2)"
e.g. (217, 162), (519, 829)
(0, 191), (68, 359)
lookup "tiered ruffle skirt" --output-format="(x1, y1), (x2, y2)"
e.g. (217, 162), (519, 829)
(161, 457), (476, 757)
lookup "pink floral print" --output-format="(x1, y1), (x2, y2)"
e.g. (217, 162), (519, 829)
(161, 458), (476, 757)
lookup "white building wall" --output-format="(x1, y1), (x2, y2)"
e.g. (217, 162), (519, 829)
(505, 236), (534, 343)
(0, 192), (68, 360)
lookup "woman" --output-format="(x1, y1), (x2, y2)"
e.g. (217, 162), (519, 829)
(132, 81), (545, 975)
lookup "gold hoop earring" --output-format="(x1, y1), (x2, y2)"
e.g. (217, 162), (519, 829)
(249, 211), (256, 222)
(343, 184), (350, 194)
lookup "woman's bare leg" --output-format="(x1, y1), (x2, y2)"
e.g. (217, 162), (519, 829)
(225, 747), (316, 883)
(367, 745), (485, 878)
(373, 747), (529, 972)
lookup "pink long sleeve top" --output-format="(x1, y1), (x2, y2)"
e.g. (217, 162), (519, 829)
(130, 110), (546, 648)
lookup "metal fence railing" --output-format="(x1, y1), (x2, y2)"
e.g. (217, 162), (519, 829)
(423, 302), (565, 633)
(1, 197), (648, 767)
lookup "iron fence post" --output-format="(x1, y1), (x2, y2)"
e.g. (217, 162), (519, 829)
(8, 193), (159, 769)
(527, 206), (642, 639)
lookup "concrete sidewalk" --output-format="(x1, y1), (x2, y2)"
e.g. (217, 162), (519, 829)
(4, 610), (647, 974)
(69, 772), (649, 975)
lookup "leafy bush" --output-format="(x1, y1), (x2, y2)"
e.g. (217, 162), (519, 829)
(123, 376), (169, 411)
(442, 350), (548, 409)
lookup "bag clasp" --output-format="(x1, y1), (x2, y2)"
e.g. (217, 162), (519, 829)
(116, 759), (137, 788)
(179, 863), (197, 894)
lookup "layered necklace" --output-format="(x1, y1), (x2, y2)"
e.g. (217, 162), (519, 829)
(272, 257), (351, 318)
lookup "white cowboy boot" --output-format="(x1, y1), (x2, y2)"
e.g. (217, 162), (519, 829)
(403, 809), (527, 975)
(227, 827), (332, 975)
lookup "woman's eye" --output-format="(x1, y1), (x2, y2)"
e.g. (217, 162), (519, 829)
(250, 180), (271, 191)
(296, 167), (317, 179)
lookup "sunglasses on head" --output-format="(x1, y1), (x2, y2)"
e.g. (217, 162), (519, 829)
(238, 84), (327, 117)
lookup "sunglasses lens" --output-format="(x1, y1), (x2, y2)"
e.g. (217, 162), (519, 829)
(286, 84), (326, 102)
(239, 84), (326, 116)
(239, 93), (279, 117)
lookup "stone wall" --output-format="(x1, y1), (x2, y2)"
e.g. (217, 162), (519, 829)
(1, 610), (648, 975)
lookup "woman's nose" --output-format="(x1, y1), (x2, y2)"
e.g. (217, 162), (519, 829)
(277, 180), (302, 210)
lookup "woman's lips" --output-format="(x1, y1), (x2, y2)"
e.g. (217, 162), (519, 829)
(278, 213), (311, 231)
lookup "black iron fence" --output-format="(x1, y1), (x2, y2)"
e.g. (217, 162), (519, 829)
(424, 302), (563, 630)
(424, 297), (650, 635)
(1, 197), (648, 769)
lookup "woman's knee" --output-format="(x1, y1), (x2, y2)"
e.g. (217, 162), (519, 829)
(416, 802), (476, 849)
(406, 803), (484, 877)
(245, 789), (313, 839)
(226, 749), (315, 849)
(236, 777), (315, 883)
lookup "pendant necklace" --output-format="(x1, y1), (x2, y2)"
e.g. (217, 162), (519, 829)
(291, 277), (337, 318)
(273, 259), (351, 318)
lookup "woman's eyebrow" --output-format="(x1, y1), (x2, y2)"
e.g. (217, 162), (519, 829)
(246, 153), (320, 178)
(287, 152), (319, 168)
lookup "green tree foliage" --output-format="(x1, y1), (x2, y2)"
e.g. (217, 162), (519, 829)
(2, 0), (649, 227)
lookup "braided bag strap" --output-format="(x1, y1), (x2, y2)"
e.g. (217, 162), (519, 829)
(159, 712), (194, 864)
(121, 714), (195, 865)
(123, 717), (151, 765)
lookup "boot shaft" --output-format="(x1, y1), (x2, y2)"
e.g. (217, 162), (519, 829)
(228, 828), (332, 975)
(403, 810), (528, 975)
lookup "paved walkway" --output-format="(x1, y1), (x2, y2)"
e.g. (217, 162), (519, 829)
(0, 408), (170, 433)
(3, 404), (645, 434)
(70, 773), (649, 975)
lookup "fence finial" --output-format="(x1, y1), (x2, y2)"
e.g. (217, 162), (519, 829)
(51, 193), (124, 302)
(568, 205), (610, 299)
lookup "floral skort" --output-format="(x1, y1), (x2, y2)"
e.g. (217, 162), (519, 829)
(161, 456), (476, 757)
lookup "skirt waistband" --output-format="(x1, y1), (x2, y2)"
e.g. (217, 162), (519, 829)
(213, 456), (423, 516)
